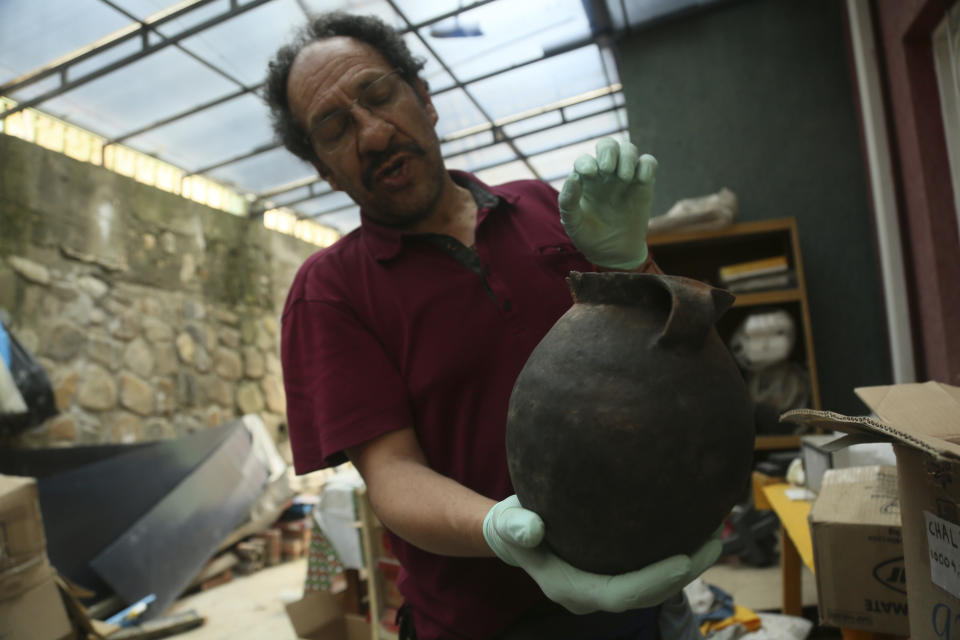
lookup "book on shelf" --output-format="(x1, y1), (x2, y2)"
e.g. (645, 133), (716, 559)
(718, 255), (789, 284)
(725, 271), (797, 293)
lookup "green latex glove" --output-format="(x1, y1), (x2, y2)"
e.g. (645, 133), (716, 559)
(482, 495), (721, 615)
(558, 138), (657, 270)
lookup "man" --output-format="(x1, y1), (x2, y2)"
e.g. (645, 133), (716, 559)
(267, 12), (718, 639)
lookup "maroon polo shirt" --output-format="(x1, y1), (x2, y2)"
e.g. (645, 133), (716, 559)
(280, 171), (653, 638)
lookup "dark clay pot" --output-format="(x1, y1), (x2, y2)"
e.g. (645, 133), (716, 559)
(505, 271), (754, 574)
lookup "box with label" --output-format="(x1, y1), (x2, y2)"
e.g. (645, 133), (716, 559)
(784, 382), (960, 640)
(808, 465), (908, 634)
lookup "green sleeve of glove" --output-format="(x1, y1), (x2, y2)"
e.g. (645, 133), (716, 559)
(483, 496), (721, 615)
(558, 137), (657, 271)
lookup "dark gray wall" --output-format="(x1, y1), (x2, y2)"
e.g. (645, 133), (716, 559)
(617, 0), (891, 414)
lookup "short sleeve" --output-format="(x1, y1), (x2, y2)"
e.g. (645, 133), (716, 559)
(281, 298), (413, 474)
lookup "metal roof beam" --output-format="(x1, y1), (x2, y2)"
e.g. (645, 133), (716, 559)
(0, 0), (219, 94)
(96, 0), (250, 89)
(103, 83), (264, 147)
(0, 0), (275, 118)
(42, 0), (504, 161)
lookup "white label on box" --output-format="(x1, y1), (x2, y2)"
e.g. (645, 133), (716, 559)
(925, 511), (960, 598)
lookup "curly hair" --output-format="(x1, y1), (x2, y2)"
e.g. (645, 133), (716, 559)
(264, 12), (427, 164)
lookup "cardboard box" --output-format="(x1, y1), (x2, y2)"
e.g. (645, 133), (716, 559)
(0, 474), (47, 573)
(0, 565), (73, 640)
(808, 465), (908, 634)
(0, 475), (73, 640)
(784, 382), (960, 640)
(285, 589), (371, 640)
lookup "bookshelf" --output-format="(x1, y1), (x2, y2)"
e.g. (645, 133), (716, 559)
(648, 217), (820, 451)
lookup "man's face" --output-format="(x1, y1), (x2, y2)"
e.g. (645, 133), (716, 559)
(286, 37), (447, 228)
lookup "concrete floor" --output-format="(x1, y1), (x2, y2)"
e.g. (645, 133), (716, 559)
(167, 559), (308, 640)
(163, 557), (817, 639)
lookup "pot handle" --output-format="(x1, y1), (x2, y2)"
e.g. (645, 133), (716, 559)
(656, 277), (735, 348)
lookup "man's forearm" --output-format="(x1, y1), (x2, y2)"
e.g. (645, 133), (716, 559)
(347, 428), (497, 557)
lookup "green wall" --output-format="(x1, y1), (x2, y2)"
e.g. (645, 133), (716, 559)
(618, 0), (891, 414)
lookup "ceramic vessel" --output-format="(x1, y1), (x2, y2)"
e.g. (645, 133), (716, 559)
(505, 271), (754, 574)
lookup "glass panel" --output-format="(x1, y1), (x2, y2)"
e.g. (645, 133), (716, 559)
(528, 132), (628, 182)
(6, 74), (68, 104)
(563, 93), (620, 120)
(514, 108), (627, 156)
(177, 0), (308, 86)
(417, 0), (591, 83)
(300, 0), (406, 30)
(404, 34), (455, 93)
(392, 0), (490, 27)
(207, 146), (316, 193)
(624, 0), (708, 27)
(117, 0), (232, 33)
(468, 45), (609, 120)
(431, 87), (488, 138)
(125, 93), (276, 171)
(0, 0), (131, 84)
(441, 130), (493, 155)
(444, 143), (515, 173)
(67, 38), (150, 85)
(38, 47), (237, 139)
(501, 111), (562, 138)
(474, 159), (536, 185)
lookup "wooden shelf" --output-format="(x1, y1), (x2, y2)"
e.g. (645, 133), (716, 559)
(730, 288), (803, 307)
(647, 217), (821, 450)
(754, 435), (802, 450)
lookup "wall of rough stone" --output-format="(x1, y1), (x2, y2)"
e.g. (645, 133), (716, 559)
(0, 134), (320, 448)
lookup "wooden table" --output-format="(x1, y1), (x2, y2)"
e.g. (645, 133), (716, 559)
(757, 481), (813, 616)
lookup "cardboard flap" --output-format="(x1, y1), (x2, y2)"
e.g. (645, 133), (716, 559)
(856, 382), (960, 459)
(781, 409), (897, 441)
(782, 382), (960, 461)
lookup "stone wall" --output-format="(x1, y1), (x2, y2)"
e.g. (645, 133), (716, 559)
(0, 134), (320, 448)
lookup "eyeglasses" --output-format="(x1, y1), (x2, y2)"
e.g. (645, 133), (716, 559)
(310, 69), (406, 153)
